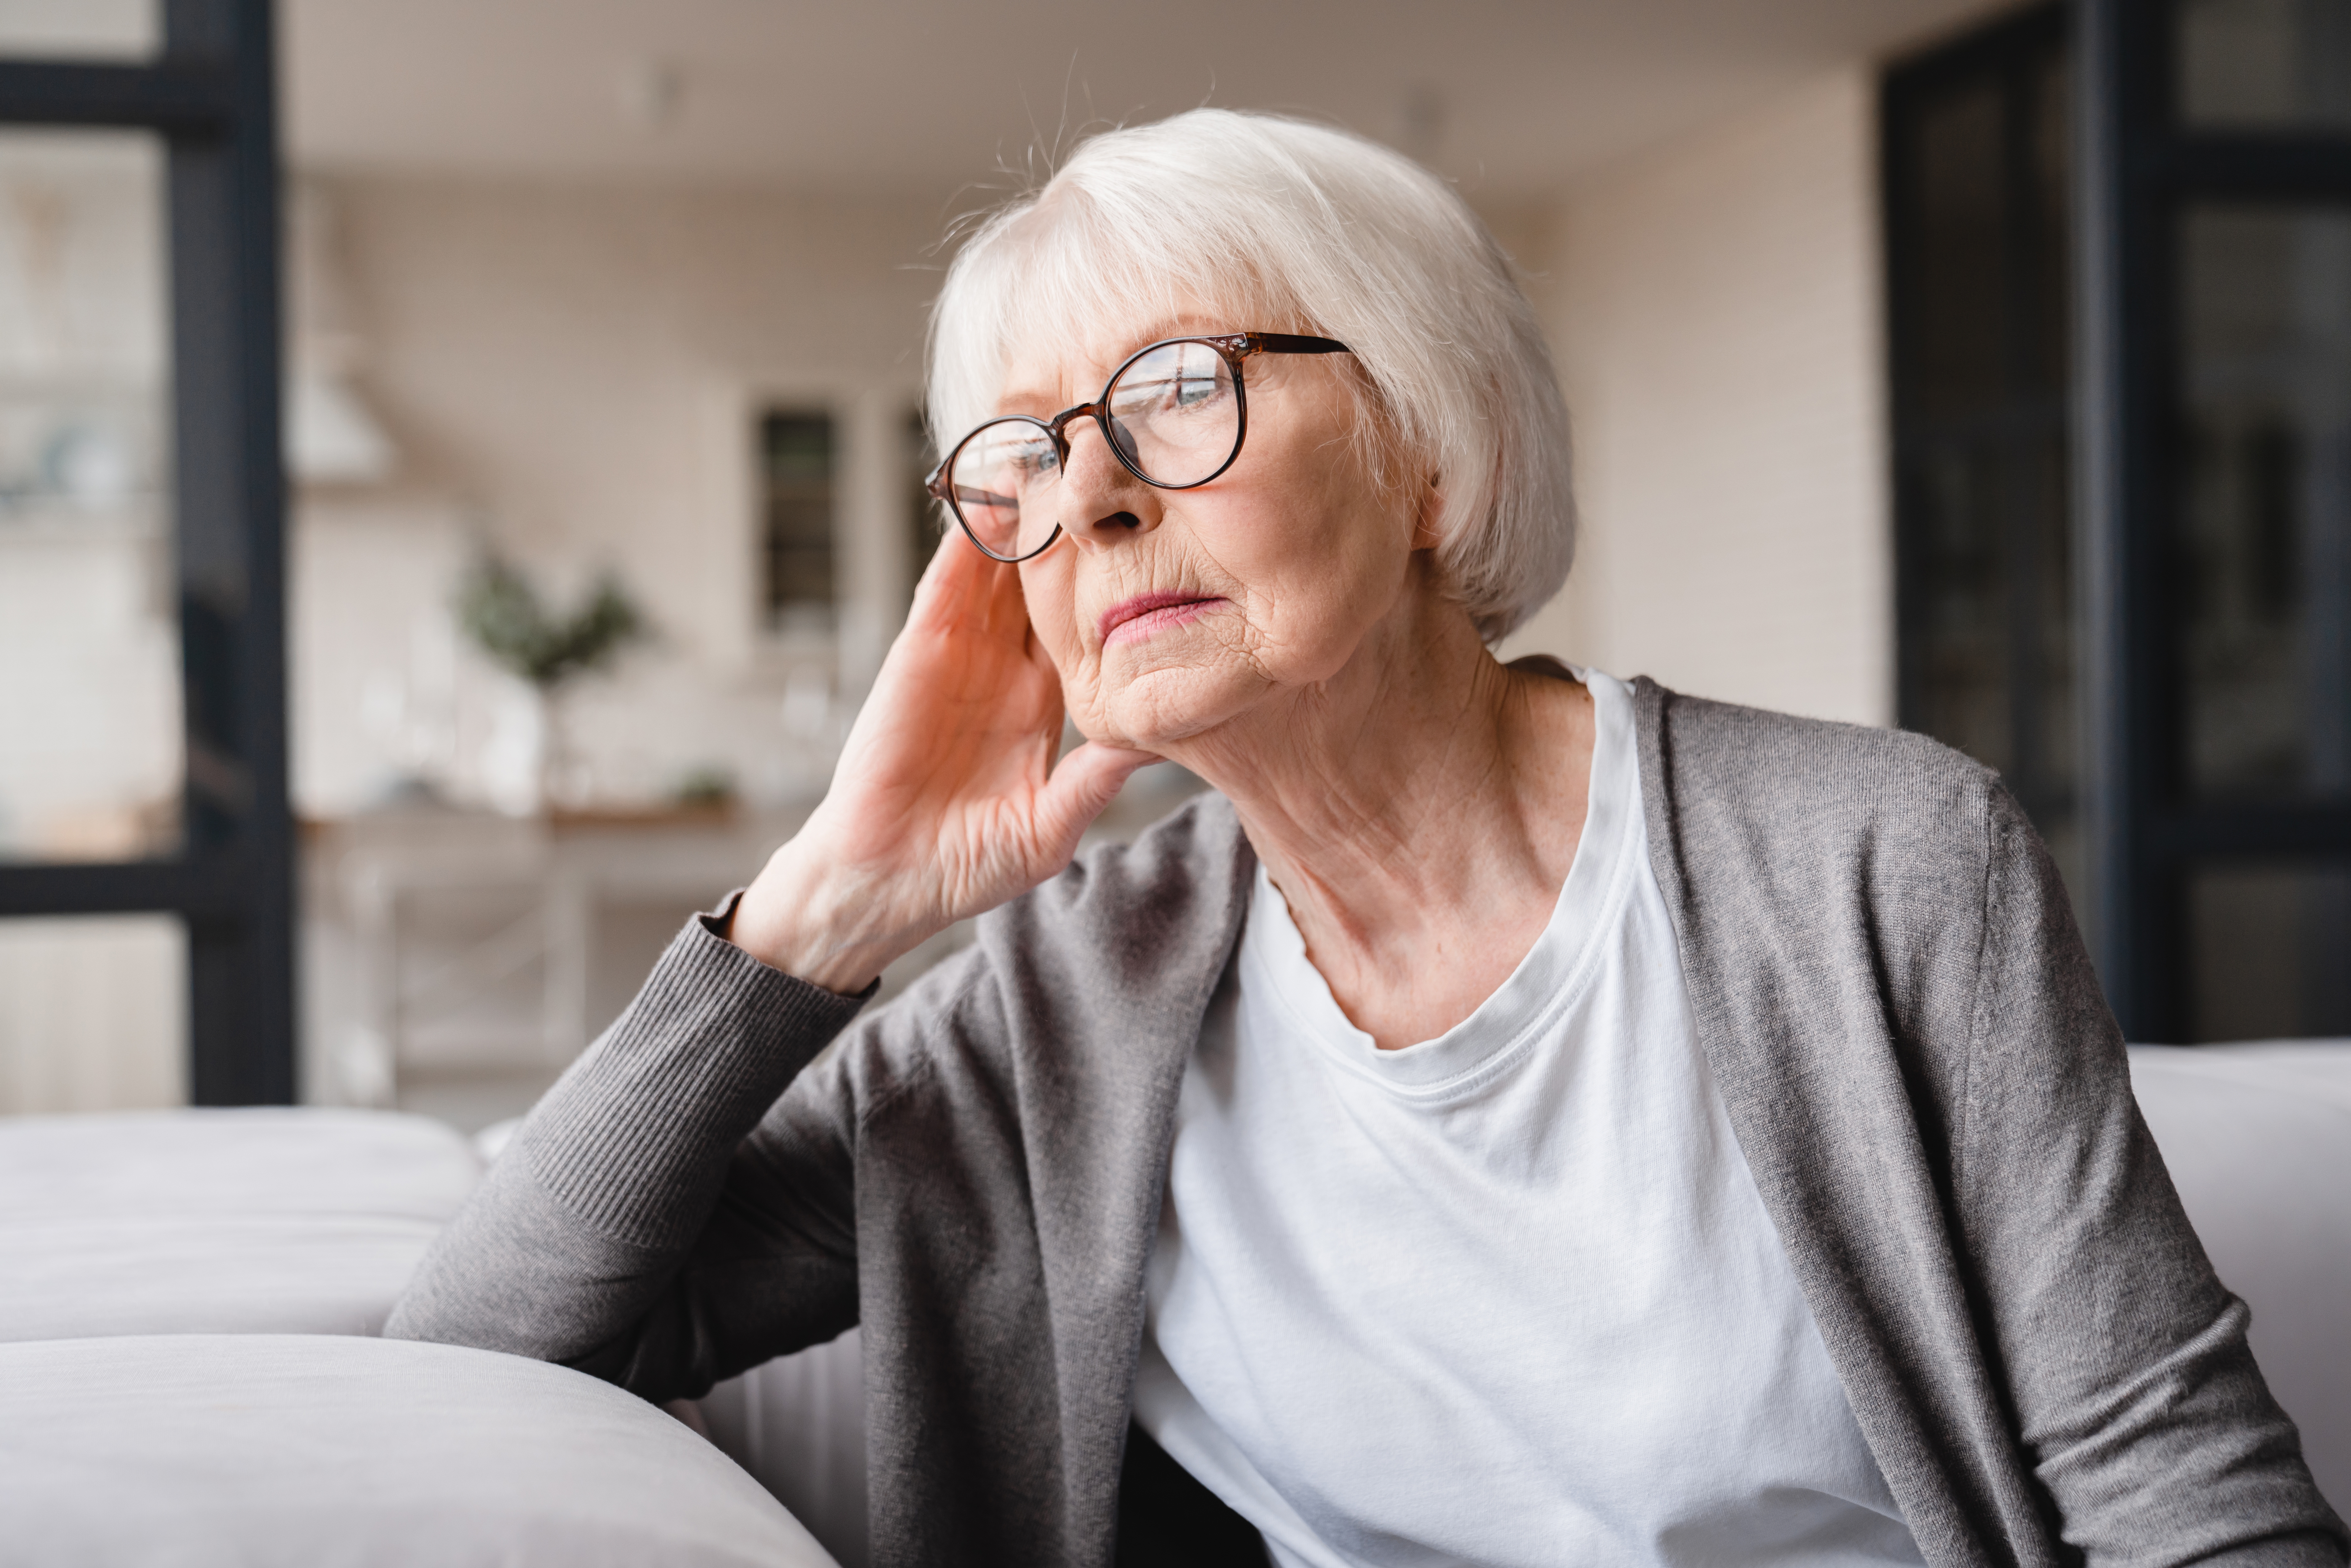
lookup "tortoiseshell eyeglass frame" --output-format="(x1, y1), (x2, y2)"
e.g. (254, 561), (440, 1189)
(922, 330), (1353, 563)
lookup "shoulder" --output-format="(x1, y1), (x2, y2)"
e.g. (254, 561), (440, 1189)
(1629, 678), (2049, 1044)
(1632, 677), (2016, 910)
(1627, 686), (2058, 1162)
(1635, 677), (2002, 837)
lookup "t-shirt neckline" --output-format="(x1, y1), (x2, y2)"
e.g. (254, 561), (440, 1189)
(1239, 667), (1644, 1105)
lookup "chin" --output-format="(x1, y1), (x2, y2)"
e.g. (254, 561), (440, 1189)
(1089, 662), (1258, 753)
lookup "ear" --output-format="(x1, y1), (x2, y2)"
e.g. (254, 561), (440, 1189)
(1409, 473), (1444, 552)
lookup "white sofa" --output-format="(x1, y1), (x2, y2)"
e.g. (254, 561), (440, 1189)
(0, 1044), (2341, 1561)
(0, 1334), (840, 1568)
(2126, 1043), (2351, 1511)
(0, 1108), (476, 1340)
(0, 1108), (860, 1567)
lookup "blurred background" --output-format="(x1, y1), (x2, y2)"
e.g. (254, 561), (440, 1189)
(0, 0), (2345, 1127)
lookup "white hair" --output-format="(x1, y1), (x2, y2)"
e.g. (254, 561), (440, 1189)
(926, 108), (1574, 641)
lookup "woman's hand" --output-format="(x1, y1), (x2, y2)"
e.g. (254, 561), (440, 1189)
(728, 534), (1155, 994)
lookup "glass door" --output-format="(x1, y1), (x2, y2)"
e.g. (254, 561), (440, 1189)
(0, 0), (293, 1104)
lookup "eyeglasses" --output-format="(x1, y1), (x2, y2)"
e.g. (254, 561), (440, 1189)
(924, 331), (1352, 563)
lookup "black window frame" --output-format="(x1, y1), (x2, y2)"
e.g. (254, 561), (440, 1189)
(2078, 0), (2351, 1041)
(0, 0), (293, 1103)
(1884, 3), (2078, 883)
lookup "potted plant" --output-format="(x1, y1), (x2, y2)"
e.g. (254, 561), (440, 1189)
(455, 550), (648, 814)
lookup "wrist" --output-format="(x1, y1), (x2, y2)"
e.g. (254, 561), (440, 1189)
(727, 841), (926, 996)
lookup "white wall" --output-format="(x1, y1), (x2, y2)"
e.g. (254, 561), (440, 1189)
(1501, 68), (1893, 727)
(293, 176), (943, 815)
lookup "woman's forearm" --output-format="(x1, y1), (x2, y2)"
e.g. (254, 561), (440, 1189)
(384, 909), (868, 1382)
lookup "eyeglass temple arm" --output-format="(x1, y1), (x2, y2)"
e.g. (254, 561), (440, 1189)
(1239, 332), (1351, 356)
(1197, 331), (1351, 357)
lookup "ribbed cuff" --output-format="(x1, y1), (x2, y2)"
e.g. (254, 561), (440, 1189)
(519, 899), (873, 1250)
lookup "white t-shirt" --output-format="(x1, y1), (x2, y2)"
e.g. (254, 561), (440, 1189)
(1135, 669), (1924, 1567)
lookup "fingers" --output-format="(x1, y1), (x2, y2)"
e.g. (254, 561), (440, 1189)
(1030, 741), (1159, 865)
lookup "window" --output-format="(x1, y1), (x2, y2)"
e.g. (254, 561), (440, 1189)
(2176, 204), (2351, 806)
(1884, 6), (2079, 899)
(1889, 1), (2351, 1041)
(2086, 0), (2351, 1040)
(0, 0), (294, 1101)
(761, 409), (835, 632)
(2179, 0), (2351, 128)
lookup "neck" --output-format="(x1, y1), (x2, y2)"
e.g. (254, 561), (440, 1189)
(1153, 573), (1594, 1048)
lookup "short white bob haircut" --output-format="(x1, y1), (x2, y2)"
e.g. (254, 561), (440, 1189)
(927, 108), (1574, 642)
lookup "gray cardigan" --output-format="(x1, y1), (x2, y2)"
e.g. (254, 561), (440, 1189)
(387, 680), (2347, 1567)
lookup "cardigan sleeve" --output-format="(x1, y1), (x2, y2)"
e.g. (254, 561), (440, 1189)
(1956, 785), (2348, 1565)
(383, 904), (875, 1402)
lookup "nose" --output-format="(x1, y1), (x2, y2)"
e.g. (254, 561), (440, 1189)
(1058, 415), (1158, 547)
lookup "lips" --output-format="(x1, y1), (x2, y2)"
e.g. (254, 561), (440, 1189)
(1098, 590), (1222, 647)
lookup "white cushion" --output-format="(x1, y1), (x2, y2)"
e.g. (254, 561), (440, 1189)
(0, 1211), (449, 1340)
(0, 1334), (840, 1567)
(0, 1107), (481, 1221)
(2129, 1044), (2351, 1514)
(0, 1108), (480, 1342)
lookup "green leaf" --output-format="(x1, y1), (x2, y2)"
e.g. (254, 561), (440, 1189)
(454, 551), (649, 689)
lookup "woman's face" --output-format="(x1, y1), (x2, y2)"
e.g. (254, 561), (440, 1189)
(997, 315), (1431, 752)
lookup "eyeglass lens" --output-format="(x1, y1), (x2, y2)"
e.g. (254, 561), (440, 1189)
(945, 340), (1240, 560)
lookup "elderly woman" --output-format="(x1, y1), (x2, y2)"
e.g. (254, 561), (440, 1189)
(389, 111), (2343, 1566)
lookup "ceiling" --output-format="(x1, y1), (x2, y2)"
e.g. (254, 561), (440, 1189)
(280, 0), (2017, 201)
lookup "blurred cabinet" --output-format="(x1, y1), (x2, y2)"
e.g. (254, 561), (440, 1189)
(306, 807), (801, 1130)
(303, 764), (1202, 1132)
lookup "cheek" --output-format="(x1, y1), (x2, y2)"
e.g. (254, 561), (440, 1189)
(1015, 556), (1086, 676)
(1220, 474), (1412, 644)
